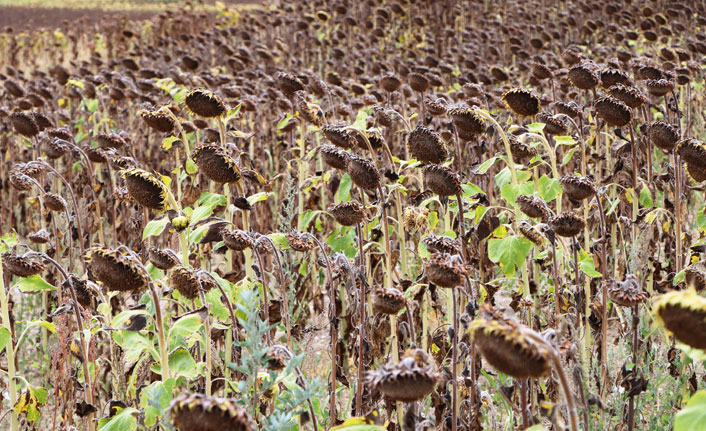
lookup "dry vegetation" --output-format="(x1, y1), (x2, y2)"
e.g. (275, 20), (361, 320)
(1, 0), (706, 430)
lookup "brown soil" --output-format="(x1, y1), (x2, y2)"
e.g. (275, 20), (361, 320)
(0, 2), (260, 31)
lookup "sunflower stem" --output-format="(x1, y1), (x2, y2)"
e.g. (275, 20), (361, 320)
(0, 255), (19, 431)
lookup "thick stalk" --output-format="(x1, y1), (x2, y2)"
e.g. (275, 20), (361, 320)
(34, 254), (95, 431)
(673, 152), (683, 273)
(252, 245), (272, 346)
(522, 331), (579, 431)
(377, 185), (393, 290)
(627, 304), (639, 431)
(451, 286), (459, 431)
(147, 279), (171, 380)
(520, 378), (529, 430)
(199, 291), (212, 396)
(628, 124), (638, 242)
(0, 256), (19, 431)
(304, 235), (337, 425)
(355, 223), (365, 417)
(595, 192), (609, 397)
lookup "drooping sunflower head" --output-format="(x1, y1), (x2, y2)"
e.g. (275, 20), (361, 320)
(422, 164), (461, 197)
(138, 108), (176, 133)
(407, 124), (447, 164)
(169, 392), (254, 431)
(653, 290), (706, 350)
(86, 247), (146, 292)
(470, 303), (552, 378)
(424, 252), (467, 288)
(1, 252), (46, 277)
(447, 107), (485, 136)
(328, 200), (366, 227)
(371, 286), (406, 315)
(367, 349), (440, 402)
(170, 266), (202, 300)
(121, 168), (169, 211)
(185, 89), (226, 118)
(346, 155), (380, 191)
(549, 211), (586, 238)
(606, 275), (648, 307)
(502, 88), (540, 117)
(559, 175), (595, 201)
(192, 143), (242, 184)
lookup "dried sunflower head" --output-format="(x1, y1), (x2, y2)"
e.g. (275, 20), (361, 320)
(1, 252), (46, 277)
(600, 68), (631, 88)
(568, 63), (599, 90)
(424, 252), (467, 288)
(677, 139), (706, 168)
(685, 162), (706, 183)
(408, 72), (430, 93)
(371, 286), (406, 315)
(138, 108), (175, 133)
(9, 111), (39, 137)
(170, 266), (201, 300)
(265, 345), (292, 371)
(423, 234), (461, 255)
(502, 88), (540, 117)
(426, 97), (448, 116)
(644, 78), (674, 97)
(328, 201), (366, 226)
(529, 61), (553, 80)
(295, 92), (324, 127)
(606, 275), (648, 307)
(508, 135), (537, 162)
(447, 107), (484, 135)
(470, 304), (551, 378)
(407, 125), (447, 164)
(95, 132), (128, 149)
(649, 121), (679, 152)
(380, 74), (402, 93)
(8, 170), (35, 191)
(536, 112), (567, 136)
(170, 392), (253, 431)
(286, 231), (317, 252)
(609, 84), (646, 109)
(516, 194), (550, 221)
(367, 349), (440, 402)
(276, 71), (304, 97)
(44, 193), (68, 212)
(319, 144), (350, 170)
(147, 247), (180, 270)
(654, 289), (706, 350)
(559, 175), (595, 201)
(549, 212), (585, 237)
(28, 229), (50, 244)
(122, 168), (169, 211)
(322, 124), (355, 149)
(594, 96), (632, 127)
(554, 101), (583, 119)
(403, 206), (430, 234)
(185, 89), (226, 118)
(518, 221), (546, 246)
(192, 143), (242, 184)
(86, 247), (146, 292)
(423, 164), (461, 197)
(347, 155), (380, 191)
(222, 229), (254, 251)
(685, 267), (706, 292)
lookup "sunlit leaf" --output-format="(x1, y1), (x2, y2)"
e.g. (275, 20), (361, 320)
(142, 217), (169, 240)
(97, 407), (138, 431)
(14, 274), (56, 293)
(675, 390), (706, 431)
(488, 236), (533, 277)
